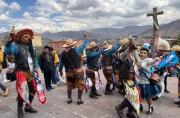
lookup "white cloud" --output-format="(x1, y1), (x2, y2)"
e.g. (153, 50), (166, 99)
(0, 0), (180, 33)
(0, 12), (10, 21)
(0, 0), (7, 9)
(0, 27), (8, 32)
(9, 2), (21, 11)
(33, 0), (63, 17)
(23, 12), (31, 18)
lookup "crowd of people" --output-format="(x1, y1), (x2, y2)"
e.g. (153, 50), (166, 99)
(0, 27), (179, 118)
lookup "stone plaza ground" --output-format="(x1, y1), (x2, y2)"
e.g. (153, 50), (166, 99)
(0, 70), (180, 118)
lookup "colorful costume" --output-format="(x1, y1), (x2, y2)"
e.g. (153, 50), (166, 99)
(102, 44), (120, 95)
(86, 45), (103, 98)
(59, 39), (89, 104)
(4, 28), (38, 118)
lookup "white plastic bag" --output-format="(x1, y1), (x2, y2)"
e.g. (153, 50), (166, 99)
(95, 71), (100, 90)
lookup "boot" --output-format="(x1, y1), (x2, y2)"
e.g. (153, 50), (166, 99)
(140, 104), (143, 112)
(146, 105), (154, 115)
(105, 84), (113, 95)
(24, 95), (37, 113)
(115, 98), (130, 118)
(18, 97), (24, 118)
(3, 87), (9, 97)
(174, 99), (180, 105)
(95, 92), (101, 96)
(77, 99), (84, 105)
(77, 90), (84, 105)
(18, 108), (24, 118)
(94, 86), (101, 96)
(164, 89), (170, 93)
(89, 86), (98, 99)
(67, 89), (72, 104)
(115, 105), (123, 118)
(24, 106), (38, 113)
(89, 94), (98, 99)
(67, 98), (73, 104)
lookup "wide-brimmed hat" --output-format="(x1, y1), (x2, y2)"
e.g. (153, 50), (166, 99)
(157, 38), (170, 51)
(16, 28), (33, 41)
(104, 44), (113, 52)
(171, 45), (180, 52)
(86, 41), (98, 49)
(119, 37), (129, 46)
(62, 39), (77, 48)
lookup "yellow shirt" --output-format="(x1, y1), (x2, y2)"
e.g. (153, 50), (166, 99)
(53, 51), (60, 64)
(0, 50), (4, 63)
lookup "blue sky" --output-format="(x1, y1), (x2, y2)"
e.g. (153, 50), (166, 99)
(6, 0), (36, 18)
(6, 0), (36, 7)
(0, 0), (179, 33)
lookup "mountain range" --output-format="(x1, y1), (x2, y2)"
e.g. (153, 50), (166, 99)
(0, 19), (180, 44)
(41, 19), (180, 41)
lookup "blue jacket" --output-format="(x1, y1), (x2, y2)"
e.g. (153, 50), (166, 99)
(86, 48), (103, 69)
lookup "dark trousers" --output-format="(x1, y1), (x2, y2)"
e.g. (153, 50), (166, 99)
(18, 95), (34, 109)
(44, 70), (53, 89)
(117, 98), (134, 112)
(117, 98), (139, 118)
(164, 74), (168, 90)
(0, 82), (6, 91)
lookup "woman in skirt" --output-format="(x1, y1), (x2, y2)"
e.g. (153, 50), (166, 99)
(135, 46), (160, 115)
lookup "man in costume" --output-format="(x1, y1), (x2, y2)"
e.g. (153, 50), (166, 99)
(112, 38), (129, 93)
(152, 38), (171, 100)
(102, 42), (120, 95)
(59, 38), (89, 105)
(116, 40), (140, 118)
(170, 45), (180, 106)
(86, 41), (103, 99)
(5, 28), (38, 118)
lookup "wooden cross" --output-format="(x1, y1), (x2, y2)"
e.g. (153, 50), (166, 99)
(147, 7), (163, 57)
(147, 7), (164, 38)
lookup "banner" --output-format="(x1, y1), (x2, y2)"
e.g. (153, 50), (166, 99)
(158, 51), (179, 69)
(34, 72), (46, 104)
(125, 80), (140, 115)
(16, 71), (30, 105)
